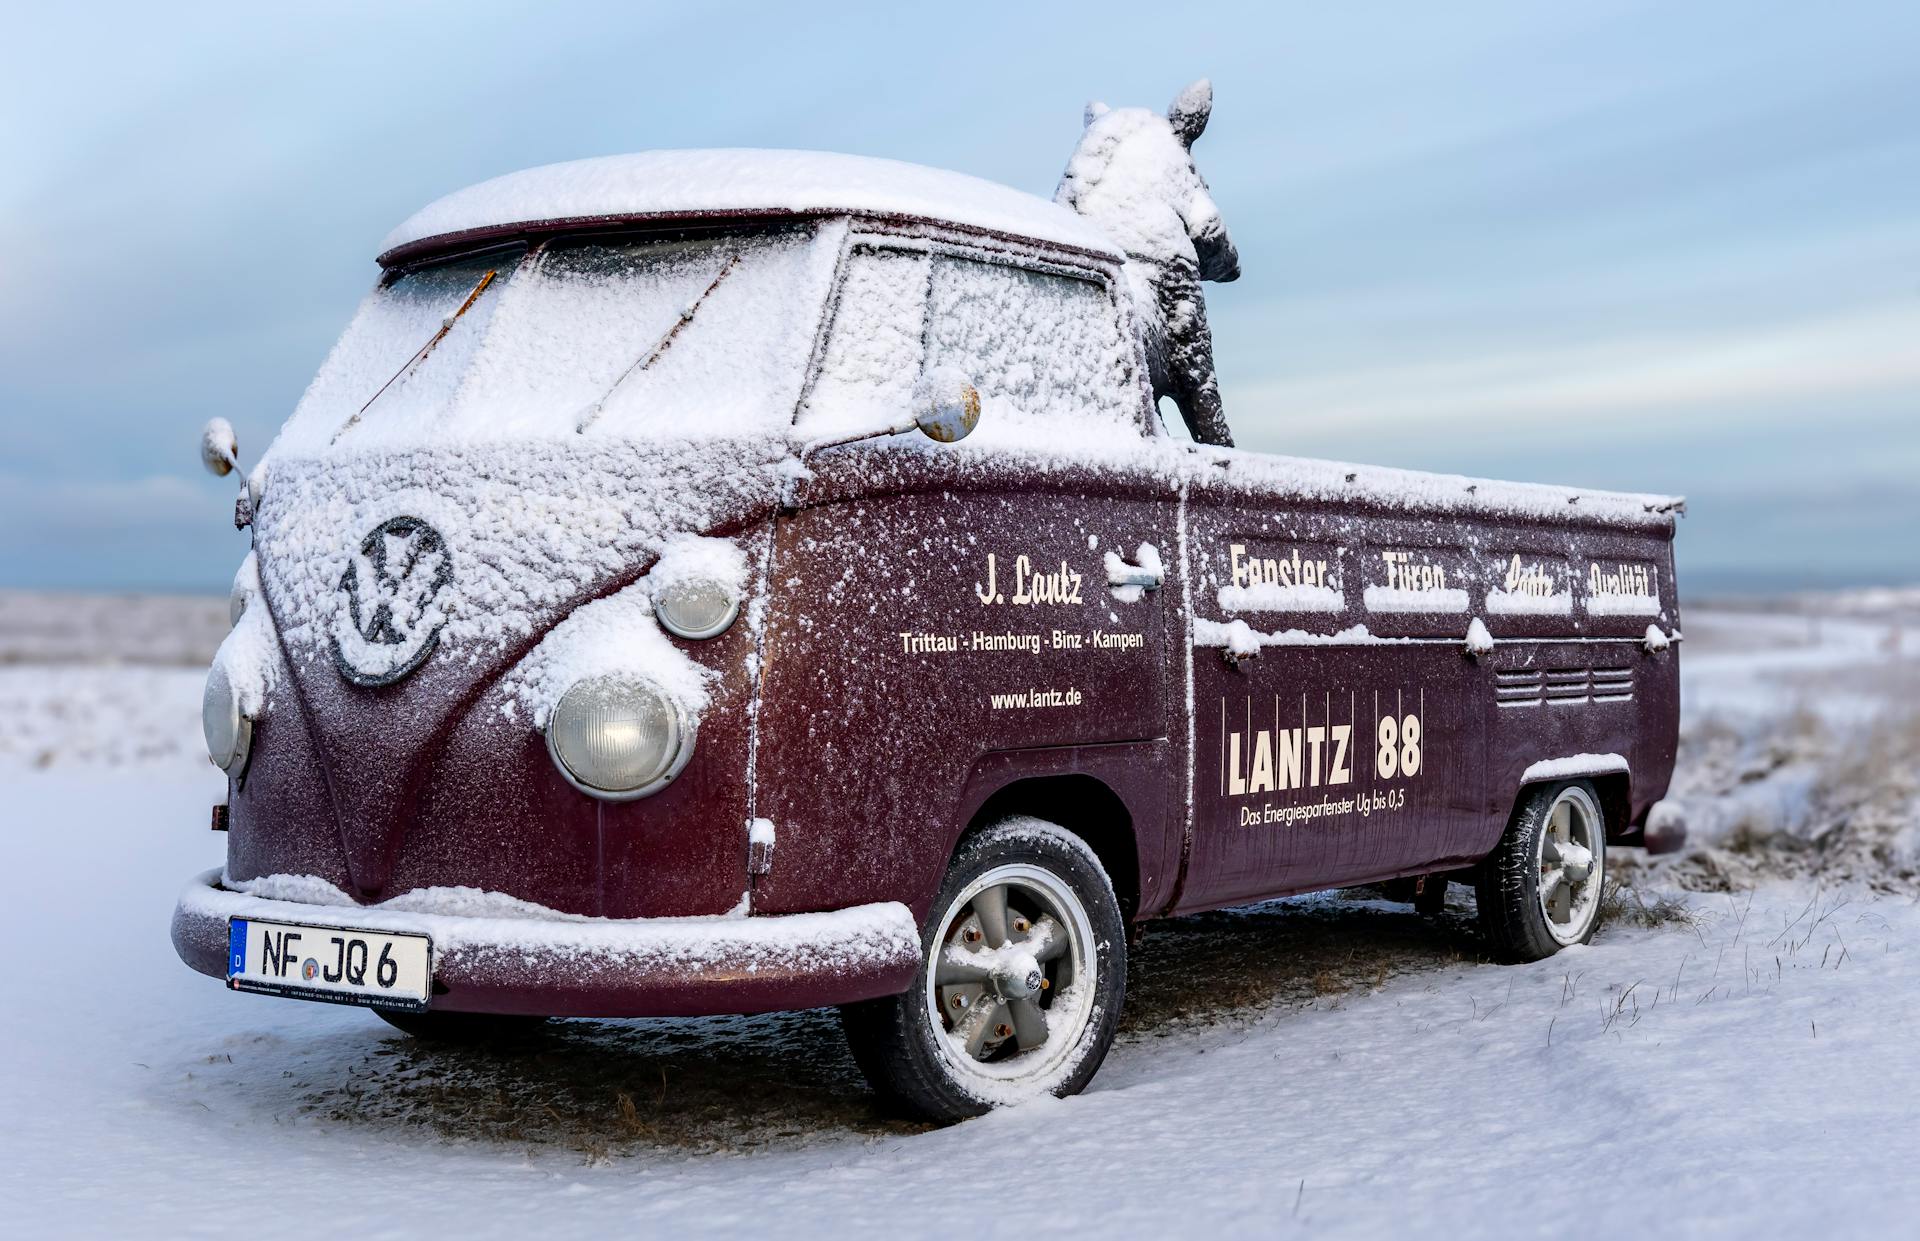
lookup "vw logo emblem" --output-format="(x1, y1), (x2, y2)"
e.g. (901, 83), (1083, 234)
(329, 516), (453, 687)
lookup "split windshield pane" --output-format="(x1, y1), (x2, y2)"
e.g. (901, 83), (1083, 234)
(281, 225), (833, 452)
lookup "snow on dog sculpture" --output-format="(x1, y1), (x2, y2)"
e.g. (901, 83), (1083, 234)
(1057, 79), (1240, 446)
(177, 87), (1687, 1126)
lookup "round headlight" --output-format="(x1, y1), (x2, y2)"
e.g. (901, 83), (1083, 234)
(654, 579), (739, 640)
(546, 677), (692, 799)
(203, 662), (253, 774)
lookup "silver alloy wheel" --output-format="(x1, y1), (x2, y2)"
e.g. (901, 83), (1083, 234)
(923, 862), (1097, 1095)
(1537, 784), (1604, 945)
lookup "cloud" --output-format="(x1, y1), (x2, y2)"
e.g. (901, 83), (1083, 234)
(1230, 301), (1920, 448)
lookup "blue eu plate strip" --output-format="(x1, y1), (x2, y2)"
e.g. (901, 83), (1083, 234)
(228, 919), (248, 977)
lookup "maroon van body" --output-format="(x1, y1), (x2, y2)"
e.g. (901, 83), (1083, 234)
(173, 148), (1683, 1104)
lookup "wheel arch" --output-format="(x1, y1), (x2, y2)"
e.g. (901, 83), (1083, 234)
(1513, 769), (1633, 844)
(964, 774), (1142, 921)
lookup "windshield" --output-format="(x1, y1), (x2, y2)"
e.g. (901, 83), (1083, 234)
(274, 223), (838, 455)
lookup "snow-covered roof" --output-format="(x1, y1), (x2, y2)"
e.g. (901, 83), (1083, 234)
(378, 149), (1122, 264)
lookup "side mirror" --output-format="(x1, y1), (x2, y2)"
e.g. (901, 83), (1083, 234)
(200, 418), (239, 477)
(910, 367), (981, 443)
(796, 368), (983, 464)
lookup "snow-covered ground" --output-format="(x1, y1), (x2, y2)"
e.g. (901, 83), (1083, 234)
(2, 592), (1917, 1238)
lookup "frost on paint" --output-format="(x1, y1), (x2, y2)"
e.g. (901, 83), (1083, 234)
(1487, 588), (1572, 616)
(185, 869), (919, 974)
(1194, 618), (1408, 655)
(227, 550), (260, 628)
(748, 816), (777, 879)
(209, 564), (283, 719)
(381, 149), (1117, 262)
(502, 570), (717, 728)
(1520, 753), (1629, 783)
(1217, 582), (1344, 614)
(1363, 585), (1470, 614)
(645, 534), (750, 603)
(1200, 448), (1679, 529)
(1587, 591), (1663, 617)
(1056, 79), (1239, 446)
(253, 439), (786, 686)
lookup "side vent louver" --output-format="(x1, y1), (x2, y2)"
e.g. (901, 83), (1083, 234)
(1545, 667), (1590, 703)
(1591, 666), (1634, 702)
(1495, 668), (1543, 707)
(1494, 664), (1633, 707)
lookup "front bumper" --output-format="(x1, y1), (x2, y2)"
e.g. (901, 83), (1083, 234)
(172, 870), (921, 1018)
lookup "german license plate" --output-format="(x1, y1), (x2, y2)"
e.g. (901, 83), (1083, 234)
(227, 918), (432, 1011)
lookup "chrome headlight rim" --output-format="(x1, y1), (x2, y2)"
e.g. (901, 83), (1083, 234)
(543, 675), (696, 802)
(653, 578), (741, 641)
(202, 662), (255, 776)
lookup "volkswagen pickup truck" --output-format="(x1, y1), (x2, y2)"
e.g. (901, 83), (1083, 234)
(176, 143), (1685, 1123)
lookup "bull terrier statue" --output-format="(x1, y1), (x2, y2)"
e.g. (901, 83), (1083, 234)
(1056, 78), (1240, 447)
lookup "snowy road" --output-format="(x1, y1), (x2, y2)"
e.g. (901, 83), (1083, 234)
(3, 606), (1919, 1238)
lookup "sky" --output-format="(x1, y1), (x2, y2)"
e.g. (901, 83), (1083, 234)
(2, 0), (1916, 596)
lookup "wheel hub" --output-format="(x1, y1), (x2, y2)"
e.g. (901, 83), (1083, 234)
(1535, 785), (1604, 945)
(991, 952), (1044, 1000)
(928, 869), (1091, 1072)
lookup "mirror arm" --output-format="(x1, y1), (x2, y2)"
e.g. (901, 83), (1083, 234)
(787, 369), (980, 486)
(794, 417), (919, 462)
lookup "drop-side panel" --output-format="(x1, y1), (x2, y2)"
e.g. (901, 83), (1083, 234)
(1176, 493), (1488, 910)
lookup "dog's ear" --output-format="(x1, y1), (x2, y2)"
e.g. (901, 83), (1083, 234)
(1083, 100), (1111, 128)
(1167, 79), (1213, 147)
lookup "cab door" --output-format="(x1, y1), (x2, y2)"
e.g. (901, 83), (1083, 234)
(752, 233), (1185, 917)
(793, 232), (1179, 751)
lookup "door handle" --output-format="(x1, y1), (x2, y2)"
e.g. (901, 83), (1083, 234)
(1106, 556), (1163, 591)
(1108, 565), (1163, 590)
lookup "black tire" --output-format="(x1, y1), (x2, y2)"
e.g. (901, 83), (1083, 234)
(1476, 780), (1608, 962)
(840, 817), (1127, 1123)
(374, 1008), (550, 1044)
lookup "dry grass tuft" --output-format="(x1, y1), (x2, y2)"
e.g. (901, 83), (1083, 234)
(1599, 878), (1699, 930)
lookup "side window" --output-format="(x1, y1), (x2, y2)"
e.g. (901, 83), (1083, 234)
(925, 256), (1135, 431)
(800, 245), (1140, 439)
(800, 247), (930, 438)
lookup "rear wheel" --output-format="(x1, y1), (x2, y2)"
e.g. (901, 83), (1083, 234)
(840, 818), (1127, 1122)
(374, 1009), (550, 1044)
(1476, 781), (1607, 961)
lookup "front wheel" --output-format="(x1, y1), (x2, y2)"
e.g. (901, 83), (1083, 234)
(840, 818), (1127, 1122)
(1476, 780), (1608, 961)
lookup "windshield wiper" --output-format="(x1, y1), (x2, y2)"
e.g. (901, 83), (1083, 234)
(576, 252), (742, 433)
(333, 267), (500, 442)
